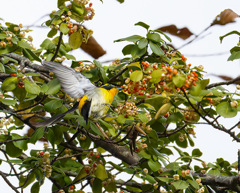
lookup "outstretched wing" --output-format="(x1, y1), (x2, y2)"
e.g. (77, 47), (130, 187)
(43, 61), (96, 98)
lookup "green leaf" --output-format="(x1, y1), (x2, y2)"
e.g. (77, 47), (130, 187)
(135, 21), (150, 30)
(12, 133), (28, 150)
(192, 148), (202, 157)
(131, 45), (147, 59)
(127, 62), (141, 69)
(46, 78), (61, 95)
(24, 79), (41, 95)
(130, 70), (143, 82)
(172, 74), (186, 88)
(122, 44), (134, 55)
(18, 39), (32, 50)
(114, 35), (143, 42)
(0, 62), (5, 73)
(149, 41), (164, 56)
(172, 180), (189, 190)
(94, 60), (108, 84)
(148, 160), (161, 172)
(157, 177), (172, 183)
(166, 162), (180, 171)
(137, 113), (149, 123)
(1, 77), (18, 91)
(44, 99), (62, 112)
(74, 167), (88, 182)
(31, 182), (40, 193)
(147, 33), (161, 43)
(13, 86), (26, 102)
(151, 69), (163, 83)
(187, 179), (199, 190)
(40, 39), (55, 50)
(92, 178), (102, 193)
(94, 164), (108, 181)
(48, 28), (58, 38)
(29, 127), (45, 144)
(90, 121), (105, 137)
(6, 142), (22, 157)
(60, 23), (70, 35)
(228, 46), (240, 61)
(155, 30), (172, 42)
(104, 182), (117, 192)
(48, 126), (64, 146)
(216, 101), (237, 118)
(24, 49), (41, 62)
(0, 33), (8, 39)
(69, 32), (82, 49)
(138, 38), (148, 49)
(0, 98), (17, 106)
(143, 174), (156, 184)
(58, 0), (68, 8)
(208, 169), (220, 175)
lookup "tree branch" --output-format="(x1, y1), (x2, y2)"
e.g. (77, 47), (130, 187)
(206, 76), (240, 89)
(0, 170), (20, 193)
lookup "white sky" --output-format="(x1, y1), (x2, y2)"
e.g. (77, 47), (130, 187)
(1, 0), (240, 192)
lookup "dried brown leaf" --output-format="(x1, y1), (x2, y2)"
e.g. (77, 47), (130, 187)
(212, 9), (239, 26)
(157, 25), (194, 40)
(80, 36), (106, 59)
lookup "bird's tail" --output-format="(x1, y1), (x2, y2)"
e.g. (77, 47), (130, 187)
(34, 102), (79, 127)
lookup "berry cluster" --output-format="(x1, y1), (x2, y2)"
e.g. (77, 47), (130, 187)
(121, 77), (152, 97)
(54, 56), (67, 63)
(0, 23), (34, 50)
(114, 101), (138, 118)
(17, 77), (25, 88)
(0, 117), (13, 134)
(37, 151), (52, 178)
(183, 108), (199, 123)
(181, 169), (191, 178)
(178, 133), (187, 142)
(137, 122), (152, 134)
(110, 59), (121, 67)
(186, 126), (196, 135)
(74, 61), (96, 72)
(84, 151), (102, 175)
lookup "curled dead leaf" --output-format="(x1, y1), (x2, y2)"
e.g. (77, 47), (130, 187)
(80, 36), (106, 59)
(157, 25), (194, 40)
(212, 9), (239, 26)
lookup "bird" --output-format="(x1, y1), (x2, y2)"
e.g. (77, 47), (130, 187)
(35, 61), (120, 130)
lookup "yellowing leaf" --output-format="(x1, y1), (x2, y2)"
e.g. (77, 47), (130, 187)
(60, 23), (69, 35)
(130, 70), (143, 82)
(1, 77), (18, 91)
(94, 164), (108, 181)
(172, 74), (186, 88)
(216, 101), (237, 118)
(69, 32), (82, 49)
(151, 69), (163, 83)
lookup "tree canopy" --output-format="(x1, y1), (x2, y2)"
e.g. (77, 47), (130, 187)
(0, 1), (240, 193)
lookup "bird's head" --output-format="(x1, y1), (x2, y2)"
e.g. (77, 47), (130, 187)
(101, 84), (121, 96)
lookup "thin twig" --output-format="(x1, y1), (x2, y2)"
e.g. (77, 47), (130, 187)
(0, 170), (20, 193)
(51, 32), (63, 62)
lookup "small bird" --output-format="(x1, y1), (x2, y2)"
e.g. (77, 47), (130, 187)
(36, 61), (120, 129)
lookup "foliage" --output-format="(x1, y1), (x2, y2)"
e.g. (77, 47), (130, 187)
(0, 1), (240, 193)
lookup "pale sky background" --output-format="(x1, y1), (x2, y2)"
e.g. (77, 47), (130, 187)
(1, 0), (240, 192)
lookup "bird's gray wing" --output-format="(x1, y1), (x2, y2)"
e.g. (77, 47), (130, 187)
(43, 61), (96, 98)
